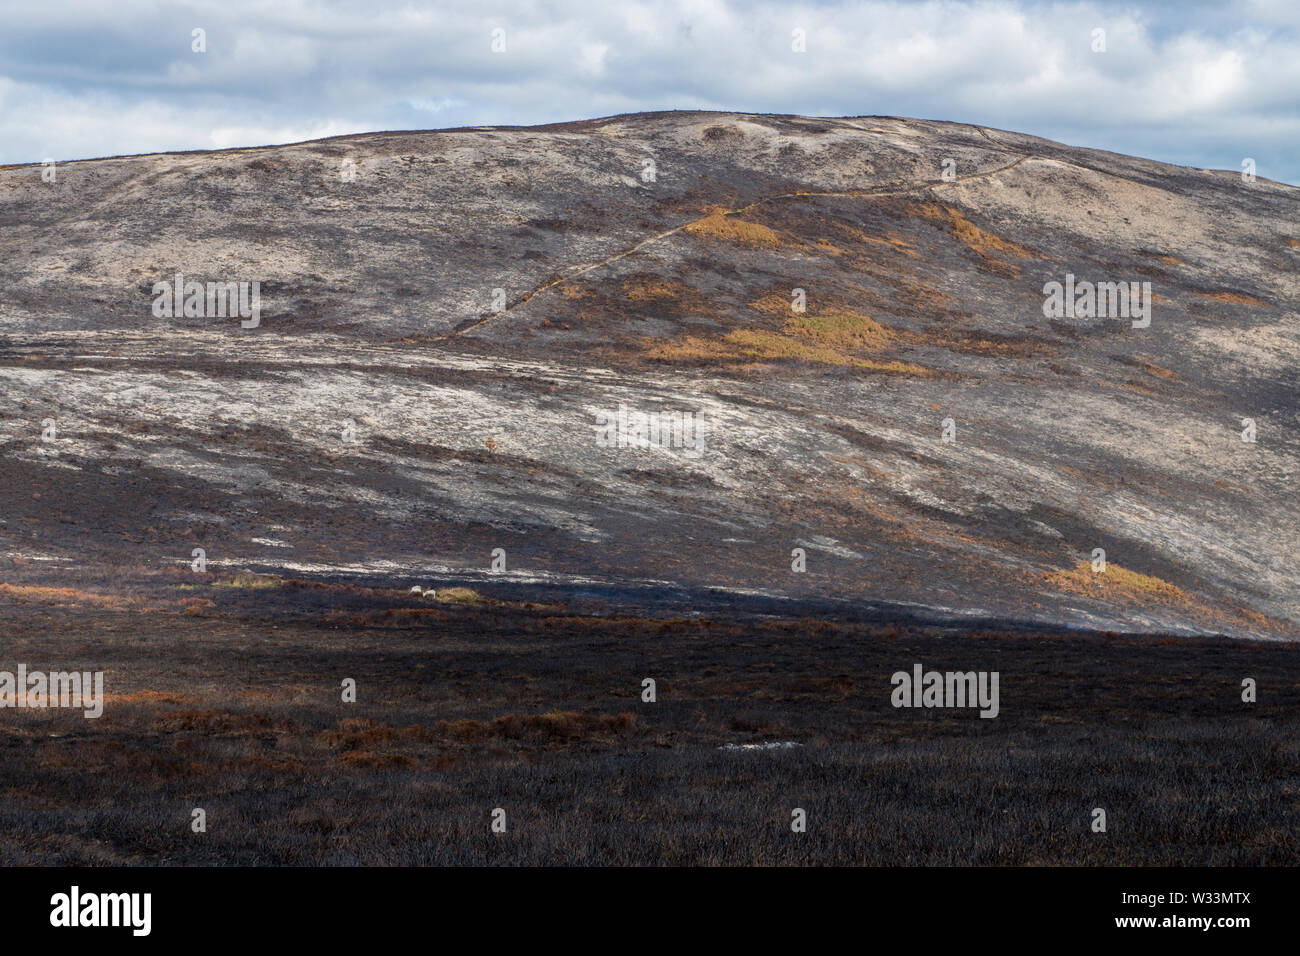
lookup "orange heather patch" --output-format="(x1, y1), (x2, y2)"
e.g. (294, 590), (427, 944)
(1195, 291), (1271, 307)
(621, 276), (697, 302)
(1132, 357), (1179, 381)
(683, 210), (781, 246)
(1042, 562), (1192, 603)
(749, 291), (797, 316)
(909, 202), (1039, 269)
(832, 223), (920, 258)
(103, 690), (190, 705)
(787, 311), (894, 350)
(0, 583), (145, 609)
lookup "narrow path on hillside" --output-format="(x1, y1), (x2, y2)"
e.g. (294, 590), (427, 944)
(443, 152), (1031, 339)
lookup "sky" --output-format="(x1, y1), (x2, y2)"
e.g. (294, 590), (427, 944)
(1, 0), (1297, 183)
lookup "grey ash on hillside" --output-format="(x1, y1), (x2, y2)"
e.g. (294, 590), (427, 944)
(0, 111), (1296, 639)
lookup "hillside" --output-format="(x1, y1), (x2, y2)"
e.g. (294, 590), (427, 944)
(1, 111), (1297, 638)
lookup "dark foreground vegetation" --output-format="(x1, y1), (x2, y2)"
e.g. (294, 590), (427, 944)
(0, 574), (1295, 865)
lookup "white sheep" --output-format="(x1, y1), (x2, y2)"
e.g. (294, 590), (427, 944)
(422, 588), (439, 600)
(408, 585), (423, 594)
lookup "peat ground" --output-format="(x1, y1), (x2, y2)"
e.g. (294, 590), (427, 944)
(0, 574), (1294, 865)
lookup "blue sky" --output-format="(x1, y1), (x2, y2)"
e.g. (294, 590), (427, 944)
(1, 0), (1297, 183)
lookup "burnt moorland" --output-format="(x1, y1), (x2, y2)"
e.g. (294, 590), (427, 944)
(0, 112), (1296, 864)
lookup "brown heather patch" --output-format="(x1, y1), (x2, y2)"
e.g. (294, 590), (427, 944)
(1057, 465), (1117, 491)
(932, 330), (1055, 359)
(647, 331), (782, 363)
(754, 273), (946, 329)
(683, 210), (781, 246)
(656, 179), (749, 218)
(317, 718), (434, 751)
(1119, 380), (1165, 396)
(909, 202), (1039, 272)
(1212, 479), (1251, 494)
(1286, 238), (1300, 248)
(559, 282), (598, 300)
(282, 578), (431, 600)
(874, 273), (955, 313)
(322, 606), (442, 626)
(212, 572), (281, 589)
(1236, 606), (1295, 635)
(830, 482), (908, 525)
(749, 292), (797, 316)
(853, 357), (931, 374)
(0, 582), (145, 610)
(788, 311), (893, 350)
(1136, 358), (1179, 381)
(319, 594), (556, 629)
(435, 586), (486, 604)
(651, 296), (926, 373)
(1195, 290), (1271, 307)
(181, 598), (216, 617)
(652, 327), (931, 374)
(620, 275), (696, 303)
(831, 223), (920, 258)
(103, 690), (190, 706)
(827, 481), (986, 553)
(154, 709), (287, 736)
(614, 274), (721, 319)
(1041, 562), (1192, 604)
(724, 329), (854, 365)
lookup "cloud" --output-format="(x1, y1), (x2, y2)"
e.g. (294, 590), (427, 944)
(0, 0), (1296, 183)
(406, 97), (469, 114)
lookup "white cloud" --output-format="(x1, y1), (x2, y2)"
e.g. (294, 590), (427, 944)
(0, 0), (1295, 182)
(207, 120), (364, 150)
(406, 97), (469, 114)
